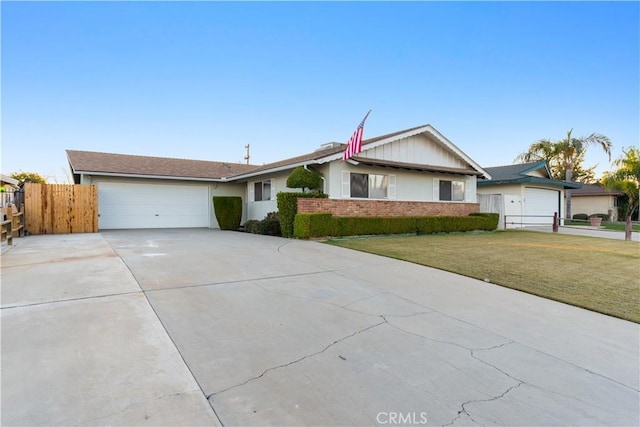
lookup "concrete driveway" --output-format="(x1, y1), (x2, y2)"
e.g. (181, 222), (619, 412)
(2, 229), (638, 426)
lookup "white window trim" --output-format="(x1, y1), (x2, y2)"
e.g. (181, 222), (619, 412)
(344, 172), (395, 200)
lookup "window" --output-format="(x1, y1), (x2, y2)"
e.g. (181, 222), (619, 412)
(253, 180), (271, 201)
(350, 173), (369, 198)
(350, 173), (389, 199)
(439, 180), (465, 201)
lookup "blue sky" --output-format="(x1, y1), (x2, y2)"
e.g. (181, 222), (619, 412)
(2, 1), (638, 183)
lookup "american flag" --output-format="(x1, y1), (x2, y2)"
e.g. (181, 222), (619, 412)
(342, 110), (372, 161)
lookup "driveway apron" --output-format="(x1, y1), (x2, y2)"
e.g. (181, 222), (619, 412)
(2, 229), (638, 426)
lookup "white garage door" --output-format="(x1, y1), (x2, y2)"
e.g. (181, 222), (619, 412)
(524, 187), (560, 225)
(97, 182), (210, 229)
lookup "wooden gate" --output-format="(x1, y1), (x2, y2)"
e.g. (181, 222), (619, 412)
(24, 184), (98, 234)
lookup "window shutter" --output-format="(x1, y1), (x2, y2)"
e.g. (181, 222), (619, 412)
(464, 177), (474, 202)
(433, 178), (439, 201)
(342, 171), (350, 198)
(388, 174), (396, 199)
(249, 182), (255, 202)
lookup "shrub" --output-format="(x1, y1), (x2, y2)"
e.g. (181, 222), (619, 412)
(573, 213), (589, 221)
(260, 212), (282, 236)
(243, 220), (261, 234)
(294, 213), (333, 238)
(293, 213), (499, 238)
(277, 191), (328, 238)
(286, 167), (323, 192)
(589, 213), (610, 221)
(213, 196), (242, 230)
(244, 212), (282, 236)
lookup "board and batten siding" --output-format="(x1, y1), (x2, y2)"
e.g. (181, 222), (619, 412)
(356, 134), (468, 169)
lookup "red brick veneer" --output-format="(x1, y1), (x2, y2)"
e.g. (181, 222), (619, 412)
(297, 198), (479, 217)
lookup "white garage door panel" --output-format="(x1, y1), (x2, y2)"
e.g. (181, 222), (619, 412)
(98, 182), (209, 229)
(525, 188), (559, 225)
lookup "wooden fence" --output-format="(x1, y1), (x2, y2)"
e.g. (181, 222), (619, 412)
(25, 184), (98, 234)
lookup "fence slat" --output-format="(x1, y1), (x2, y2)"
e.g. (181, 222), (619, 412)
(24, 184), (98, 235)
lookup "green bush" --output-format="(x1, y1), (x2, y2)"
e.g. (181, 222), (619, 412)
(261, 212), (282, 236)
(286, 167), (323, 192)
(589, 213), (611, 221)
(276, 191), (328, 238)
(573, 213), (589, 221)
(244, 212), (282, 236)
(293, 213), (499, 239)
(294, 213), (333, 238)
(213, 196), (242, 230)
(244, 220), (261, 234)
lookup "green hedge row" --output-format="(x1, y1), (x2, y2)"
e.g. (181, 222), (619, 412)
(276, 191), (328, 238)
(293, 212), (499, 239)
(213, 196), (243, 230)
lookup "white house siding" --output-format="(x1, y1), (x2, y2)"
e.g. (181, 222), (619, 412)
(357, 134), (468, 169)
(246, 171), (291, 221)
(327, 161), (477, 203)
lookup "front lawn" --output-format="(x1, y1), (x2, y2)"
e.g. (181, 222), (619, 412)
(327, 231), (640, 323)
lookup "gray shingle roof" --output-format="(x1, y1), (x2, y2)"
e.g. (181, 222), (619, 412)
(67, 124), (484, 181)
(572, 183), (624, 196)
(482, 161), (548, 181)
(478, 161), (582, 189)
(67, 150), (256, 180)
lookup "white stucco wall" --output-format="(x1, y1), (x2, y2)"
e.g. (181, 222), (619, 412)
(571, 196), (617, 220)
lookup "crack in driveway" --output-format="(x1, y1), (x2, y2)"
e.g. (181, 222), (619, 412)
(442, 382), (523, 427)
(207, 320), (385, 399)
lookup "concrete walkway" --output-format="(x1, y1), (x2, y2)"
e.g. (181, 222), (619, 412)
(2, 229), (638, 426)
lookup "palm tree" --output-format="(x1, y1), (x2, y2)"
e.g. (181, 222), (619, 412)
(602, 146), (640, 220)
(516, 129), (612, 219)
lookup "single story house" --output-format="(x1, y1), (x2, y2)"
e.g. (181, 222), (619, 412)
(477, 161), (582, 229)
(570, 183), (624, 221)
(67, 124), (491, 230)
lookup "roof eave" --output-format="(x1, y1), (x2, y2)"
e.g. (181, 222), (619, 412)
(226, 159), (323, 181)
(478, 176), (582, 189)
(70, 170), (227, 182)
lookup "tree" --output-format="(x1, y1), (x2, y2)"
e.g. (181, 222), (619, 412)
(10, 171), (47, 185)
(602, 147), (640, 220)
(515, 129), (612, 218)
(286, 166), (323, 193)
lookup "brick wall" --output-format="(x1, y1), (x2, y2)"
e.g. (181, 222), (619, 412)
(297, 198), (479, 217)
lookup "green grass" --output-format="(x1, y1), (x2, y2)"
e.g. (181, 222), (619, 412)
(564, 220), (640, 232)
(327, 231), (640, 323)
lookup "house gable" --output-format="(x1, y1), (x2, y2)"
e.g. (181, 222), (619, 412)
(357, 133), (469, 170)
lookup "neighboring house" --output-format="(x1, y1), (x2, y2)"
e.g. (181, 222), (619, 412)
(67, 124), (491, 230)
(477, 161), (582, 229)
(570, 184), (624, 221)
(0, 174), (20, 208)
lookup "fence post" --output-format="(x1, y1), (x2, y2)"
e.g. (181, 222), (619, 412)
(625, 216), (632, 241)
(553, 212), (558, 233)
